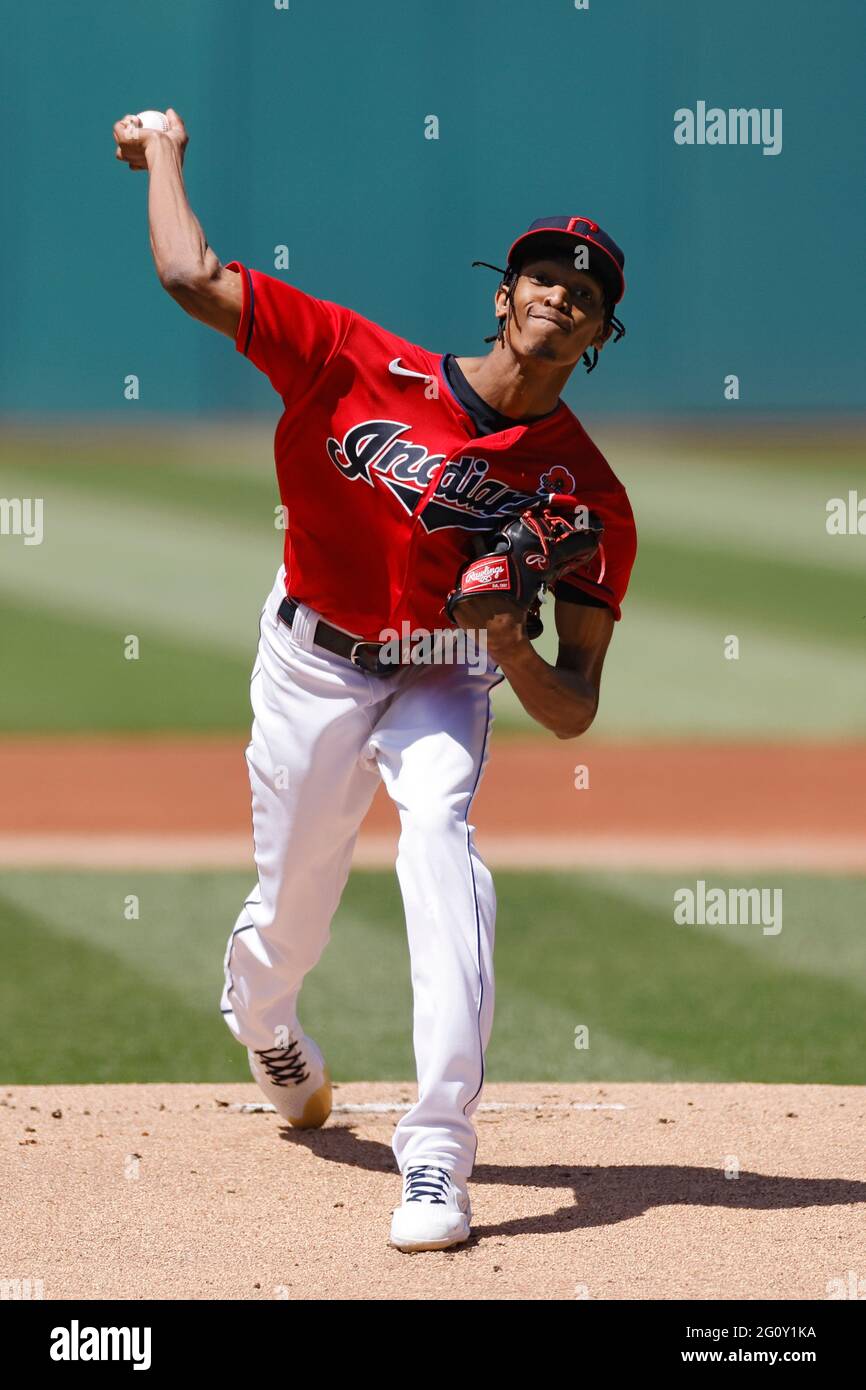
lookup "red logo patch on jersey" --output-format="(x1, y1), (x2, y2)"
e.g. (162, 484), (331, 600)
(460, 556), (512, 593)
(538, 465), (575, 496)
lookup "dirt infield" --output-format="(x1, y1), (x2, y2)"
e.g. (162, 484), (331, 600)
(2, 1082), (863, 1301)
(1, 736), (865, 869)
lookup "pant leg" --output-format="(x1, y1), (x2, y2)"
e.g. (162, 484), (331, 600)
(221, 579), (388, 1052)
(367, 656), (504, 1184)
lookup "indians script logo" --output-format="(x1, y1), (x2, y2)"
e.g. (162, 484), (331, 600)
(326, 419), (573, 533)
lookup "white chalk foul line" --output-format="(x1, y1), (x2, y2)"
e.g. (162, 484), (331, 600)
(230, 1100), (628, 1114)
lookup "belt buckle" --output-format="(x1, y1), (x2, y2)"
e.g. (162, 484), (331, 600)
(349, 639), (390, 675)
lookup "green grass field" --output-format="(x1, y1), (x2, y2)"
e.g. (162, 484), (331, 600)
(1, 426), (865, 737)
(2, 868), (864, 1086)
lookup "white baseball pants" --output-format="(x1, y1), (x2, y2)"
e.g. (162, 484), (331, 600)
(221, 568), (502, 1183)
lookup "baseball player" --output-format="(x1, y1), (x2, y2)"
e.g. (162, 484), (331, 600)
(113, 108), (636, 1253)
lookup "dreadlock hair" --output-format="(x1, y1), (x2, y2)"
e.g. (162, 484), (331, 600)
(471, 259), (626, 373)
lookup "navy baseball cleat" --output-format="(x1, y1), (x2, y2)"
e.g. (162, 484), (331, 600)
(390, 1165), (472, 1252)
(247, 1036), (332, 1129)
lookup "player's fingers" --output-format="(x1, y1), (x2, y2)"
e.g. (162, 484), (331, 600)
(113, 119), (137, 146)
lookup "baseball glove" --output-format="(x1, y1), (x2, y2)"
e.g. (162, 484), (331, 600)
(445, 493), (604, 639)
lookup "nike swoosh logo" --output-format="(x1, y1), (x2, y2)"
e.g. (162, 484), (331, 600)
(388, 357), (432, 380)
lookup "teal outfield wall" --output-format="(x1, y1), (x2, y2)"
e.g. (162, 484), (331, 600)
(2, 0), (864, 416)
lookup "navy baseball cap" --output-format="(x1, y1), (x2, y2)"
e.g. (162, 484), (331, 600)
(507, 216), (626, 306)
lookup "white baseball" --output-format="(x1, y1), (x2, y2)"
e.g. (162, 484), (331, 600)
(136, 110), (168, 132)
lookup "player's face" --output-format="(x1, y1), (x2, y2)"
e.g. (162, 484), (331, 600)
(496, 255), (612, 365)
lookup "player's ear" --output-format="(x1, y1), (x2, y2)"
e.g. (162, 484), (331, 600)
(493, 283), (510, 321)
(592, 319), (614, 351)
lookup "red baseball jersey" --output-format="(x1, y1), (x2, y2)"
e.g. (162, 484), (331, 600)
(226, 263), (637, 639)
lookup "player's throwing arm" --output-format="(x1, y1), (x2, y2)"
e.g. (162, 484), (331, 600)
(113, 109), (242, 337)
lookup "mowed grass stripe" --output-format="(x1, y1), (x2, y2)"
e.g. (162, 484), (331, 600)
(614, 438), (866, 480)
(0, 873), (245, 1014)
(0, 892), (238, 1084)
(1, 870), (863, 1085)
(0, 479), (279, 656)
(489, 988), (684, 1082)
(0, 871), (420, 1084)
(615, 448), (865, 575)
(0, 598), (252, 731)
(0, 433), (280, 527)
(308, 873), (686, 1080)
(586, 872), (866, 988)
(492, 597), (866, 736)
(487, 872), (866, 1083)
(603, 599), (866, 735)
(635, 536), (866, 649)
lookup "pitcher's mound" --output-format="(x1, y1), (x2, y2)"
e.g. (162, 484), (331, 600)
(2, 1082), (863, 1301)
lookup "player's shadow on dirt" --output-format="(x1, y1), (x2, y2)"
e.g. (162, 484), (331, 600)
(468, 1164), (866, 1240)
(278, 1121), (397, 1173)
(278, 1124), (866, 1238)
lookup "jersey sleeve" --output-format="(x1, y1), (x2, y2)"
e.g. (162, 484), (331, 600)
(551, 486), (637, 621)
(225, 262), (352, 405)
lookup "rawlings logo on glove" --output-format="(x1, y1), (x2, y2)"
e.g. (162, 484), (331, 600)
(457, 556), (513, 593)
(446, 493), (604, 639)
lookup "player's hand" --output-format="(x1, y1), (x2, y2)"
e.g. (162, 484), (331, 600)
(112, 108), (188, 172)
(450, 593), (529, 661)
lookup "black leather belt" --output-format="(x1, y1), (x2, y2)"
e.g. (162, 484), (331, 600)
(278, 597), (399, 676)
